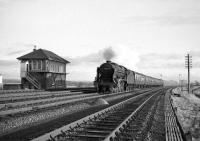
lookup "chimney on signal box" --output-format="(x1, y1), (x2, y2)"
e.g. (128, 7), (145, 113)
(33, 45), (37, 51)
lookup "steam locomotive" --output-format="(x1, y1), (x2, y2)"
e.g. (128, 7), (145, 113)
(94, 61), (163, 93)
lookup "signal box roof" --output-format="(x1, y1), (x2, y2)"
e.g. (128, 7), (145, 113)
(17, 49), (70, 64)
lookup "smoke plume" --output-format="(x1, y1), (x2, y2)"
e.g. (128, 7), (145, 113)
(103, 47), (116, 61)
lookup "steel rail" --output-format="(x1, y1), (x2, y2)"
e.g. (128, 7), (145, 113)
(31, 89), (159, 141)
(0, 91), (71, 99)
(0, 89), (152, 117)
(0, 93), (100, 117)
(0, 91), (82, 105)
(103, 90), (158, 141)
(0, 89), (43, 94)
(165, 89), (186, 141)
(0, 93), (96, 110)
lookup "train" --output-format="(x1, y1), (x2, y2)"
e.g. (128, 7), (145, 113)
(94, 61), (163, 93)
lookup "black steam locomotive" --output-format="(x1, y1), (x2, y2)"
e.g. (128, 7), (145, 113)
(94, 61), (163, 93)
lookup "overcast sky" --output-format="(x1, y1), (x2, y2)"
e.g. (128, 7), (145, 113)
(0, 0), (200, 82)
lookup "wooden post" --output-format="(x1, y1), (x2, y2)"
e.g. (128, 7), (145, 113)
(185, 54), (192, 94)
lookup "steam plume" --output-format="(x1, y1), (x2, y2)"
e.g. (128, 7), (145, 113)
(103, 47), (115, 61)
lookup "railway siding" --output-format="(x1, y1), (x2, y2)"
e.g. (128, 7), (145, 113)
(165, 90), (186, 141)
(171, 87), (200, 141)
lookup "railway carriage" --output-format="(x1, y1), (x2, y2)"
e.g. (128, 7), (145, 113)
(146, 76), (153, 87)
(134, 72), (146, 88)
(126, 70), (135, 91)
(95, 61), (163, 93)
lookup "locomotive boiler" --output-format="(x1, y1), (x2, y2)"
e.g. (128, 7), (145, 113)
(95, 61), (127, 93)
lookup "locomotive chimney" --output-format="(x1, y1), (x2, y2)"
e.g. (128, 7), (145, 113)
(106, 60), (111, 63)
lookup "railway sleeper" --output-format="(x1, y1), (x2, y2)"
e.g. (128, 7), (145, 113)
(126, 123), (142, 129)
(108, 113), (131, 117)
(83, 120), (121, 126)
(103, 116), (125, 121)
(71, 130), (110, 136)
(69, 128), (109, 135)
(95, 120), (122, 124)
(66, 133), (106, 140)
(83, 126), (116, 131)
(110, 109), (136, 114)
(82, 129), (111, 134)
(87, 122), (120, 127)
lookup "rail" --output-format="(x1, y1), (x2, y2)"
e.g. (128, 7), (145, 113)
(165, 89), (186, 141)
(0, 89), (154, 117)
(0, 89), (43, 94)
(0, 87), (96, 95)
(104, 91), (157, 141)
(31, 89), (161, 141)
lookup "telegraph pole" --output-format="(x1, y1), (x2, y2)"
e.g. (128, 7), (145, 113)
(0, 74), (3, 90)
(185, 54), (192, 93)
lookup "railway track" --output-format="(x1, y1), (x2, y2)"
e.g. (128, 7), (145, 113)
(0, 87), (186, 141)
(32, 89), (164, 141)
(0, 93), (99, 117)
(0, 89), (152, 117)
(0, 88), (157, 140)
(0, 93), (96, 111)
(0, 91), (78, 104)
(0, 89), (44, 94)
(0, 87), (96, 96)
(0, 88), (96, 109)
